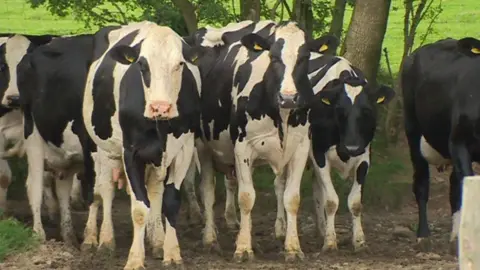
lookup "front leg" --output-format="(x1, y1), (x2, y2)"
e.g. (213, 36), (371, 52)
(449, 141), (473, 254)
(233, 142), (255, 263)
(123, 148), (149, 270)
(282, 136), (310, 262)
(161, 139), (195, 266)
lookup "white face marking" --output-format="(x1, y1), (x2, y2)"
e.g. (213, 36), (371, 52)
(276, 23), (306, 96)
(2, 35), (31, 106)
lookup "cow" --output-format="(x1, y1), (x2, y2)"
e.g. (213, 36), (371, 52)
(401, 37), (480, 253)
(81, 21), (202, 269)
(182, 20), (340, 262)
(7, 33), (96, 246)
(0, 34), (86, 218)
(272, 53), (395, 252)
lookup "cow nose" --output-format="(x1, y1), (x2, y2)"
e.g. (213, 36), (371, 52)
(345, 145), (360, 152)
(6, 95), (20, 108)
(148, 101), (171, 119)
(277, 91), (299, 109)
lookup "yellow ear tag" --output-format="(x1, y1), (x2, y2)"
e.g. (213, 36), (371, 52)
(253, 43), (263, 51)
(321, 98), (330, 105)
(191, 55), (198, 63)
(376, 96), (386, 104)
(319, 44), (329, 52)
(125, 55), (135, 63)
(471, 47), (480, 54)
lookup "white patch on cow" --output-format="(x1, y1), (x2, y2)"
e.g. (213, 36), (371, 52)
(202, 21), (254, 47)
(276, 23), (305, 96)
(450, 210), (461, 242)
(252, 20), (276, 35)
(420, 136), (450, 165)
(2, 35), (31, 105)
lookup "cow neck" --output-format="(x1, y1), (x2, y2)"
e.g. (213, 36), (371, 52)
(278, 107), (306, 170)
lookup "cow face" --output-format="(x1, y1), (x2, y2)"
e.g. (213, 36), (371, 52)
(317, 70), (395, 156)
(108, 26), (202, 120)
(240, 22), (339, 109)
(0, 35), (33, 108)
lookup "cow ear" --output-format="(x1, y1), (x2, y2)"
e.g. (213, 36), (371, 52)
(241, 33), (270, 52)
(373, 85), (395, 105)
(109, 45), (139, 65)
(184, 46), (206, 65)
(315, 84), (342, 106)
(457, 37), (480, 57)
(309, 35), (340, 55)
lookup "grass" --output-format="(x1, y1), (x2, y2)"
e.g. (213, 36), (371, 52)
(1, 0), (476, 209)
(0, 217), (39, 262)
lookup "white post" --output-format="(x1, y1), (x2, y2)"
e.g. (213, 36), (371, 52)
(459, 176), (480, 270)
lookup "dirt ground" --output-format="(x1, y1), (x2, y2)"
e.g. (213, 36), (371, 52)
(0, 169), (460, 270)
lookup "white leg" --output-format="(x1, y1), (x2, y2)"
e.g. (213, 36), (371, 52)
(311, 159), (326, 240)
(274, 174), (287, 239)
(310, 151), (338, 251)
(233, 142), (255, 262)
(97, 152), (117, 252)
(145, 167), (165, 259)
(283, 137), (310, 262)
(0, 159), (12, 214)
(224, 175), (239, 230)
(70, 173), (85, 210)
(25, 125), (46, 241)
(182, 154), (202, 225)
(450, 210), (461, 243)
(198, 142), (218, 249)
(162, 140), (194, 266)
(348, 159), (369, 251)
(55, 172), (77, 247)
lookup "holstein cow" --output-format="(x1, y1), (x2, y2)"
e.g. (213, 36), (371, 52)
(82, 21), (201, 269)
(401, 37), (480, 252)
(275, 54), (395, 252)
(188, 21), (339, 262)
(0, 34), (85, 216)
(10, 33), (96, 246)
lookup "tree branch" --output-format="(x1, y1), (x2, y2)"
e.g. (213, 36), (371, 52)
(110, 1), (128, 24)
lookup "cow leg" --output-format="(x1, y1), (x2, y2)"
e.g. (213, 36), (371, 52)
(182, 154), (202, 225)
(97, 154), (117, 253)
(55, 172), (78, 247)
(311, 152), (338, 251)
(43, 171), (59, 222)
(0, 159), (12, 216)
(448, 141), (473, 255)
(198, 143), (219, 251)
(233, 143), (255, 263)
(25, 125), (46, 241)
(162, 140), (194, 266)
(224, 175), (239, 230)
(274, 173), (287, 240)
(123, 149), (149, 270)
(348, 156), (369, 252)
(145, 167), (165, 259)
(310, 156), (326, 241)
(283, 137), (309, 262)
(70, 173), (86, 210)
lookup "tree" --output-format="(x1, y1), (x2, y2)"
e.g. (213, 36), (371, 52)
(329, 0), (347, 39)
(342, 0), (391, 83)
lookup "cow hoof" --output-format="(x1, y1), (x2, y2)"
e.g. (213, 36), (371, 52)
(152, 246), (163, 259)
(97, 243), (116, 257)
(123, 261), (145, 270)
(163, 259), (184, 269)
(285, 251), (305, 262)
(34, 229), (47, 243)
(204, 241), (223, 255)
(322, 241), (338, 253)
(415, 237), (431, 252)
(80, 241), (98, 253)
(233, 250), (255, 263)
(449, 240), (458, 256)
(353, 241), (368, 253)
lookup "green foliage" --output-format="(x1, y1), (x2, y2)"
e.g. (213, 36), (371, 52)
(0, 218), (39, 261)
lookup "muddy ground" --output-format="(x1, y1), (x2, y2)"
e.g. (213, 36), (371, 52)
(0, 169), (459, 270)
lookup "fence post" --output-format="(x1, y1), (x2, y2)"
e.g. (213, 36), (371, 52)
(459, 176), (480, 269)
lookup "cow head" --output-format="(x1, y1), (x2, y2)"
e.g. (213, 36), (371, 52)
(240, 22), (339, 109)
(108, 25), (203, 120)
(457, 37), (480, 57)
(316, 67), (395, 156)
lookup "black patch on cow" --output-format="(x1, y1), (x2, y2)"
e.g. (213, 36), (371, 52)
(137, 56), (151, 88)
(163, 182), (181, 228)
(309, 56), (342, 88)
(356, 161), (368, 185)
(234, 50), (263, 94)
(221, 23), (256, 45)
(91, 25), (122, 62)
(24, 35), (57, 54)
(0, 43), (9, 98)
(91, 30), (139, 140)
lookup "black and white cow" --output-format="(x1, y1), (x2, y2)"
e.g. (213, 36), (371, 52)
(82, 21), (201, 269)
(0, 34), (86, 218)
(184, 20), (339, 262)
(8, 33), (96, 246)
(274, 53), (395, 252)
(401, 37), (480, 252)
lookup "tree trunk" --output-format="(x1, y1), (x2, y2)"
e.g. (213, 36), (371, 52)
(241, 0), (261, 21)
(343, 0), (391, 83)
(171, 0), (197, 34)
(460, 176), (480, 269)
(329, 0), (347, 39)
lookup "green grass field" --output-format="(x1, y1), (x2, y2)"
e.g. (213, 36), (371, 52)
(0, 217), (38, 262)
